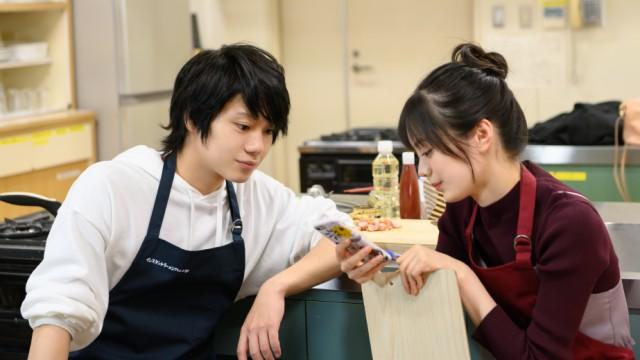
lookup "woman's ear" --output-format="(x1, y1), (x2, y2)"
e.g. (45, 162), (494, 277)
(472, 119), (494, 153)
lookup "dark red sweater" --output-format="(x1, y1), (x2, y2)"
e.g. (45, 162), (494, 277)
(436, 161), (620, 359)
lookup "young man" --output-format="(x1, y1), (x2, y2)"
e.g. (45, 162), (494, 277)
(22, 44), (350, 360)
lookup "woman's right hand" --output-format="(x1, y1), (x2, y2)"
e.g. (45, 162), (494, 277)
(335, 239), (387, 283)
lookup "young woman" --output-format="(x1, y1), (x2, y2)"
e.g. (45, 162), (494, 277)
(337, 43), (635, 359)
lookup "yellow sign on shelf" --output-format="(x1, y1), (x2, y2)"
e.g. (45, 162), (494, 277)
(0, 123), (92, 178)
(0, 125), (87, 148)
(550, 171), (587, 182)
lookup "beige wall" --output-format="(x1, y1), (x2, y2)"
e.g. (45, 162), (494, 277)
(474, 0), (640, 125)
(279, 0), (348, 191)
(279, 0), (472, 191)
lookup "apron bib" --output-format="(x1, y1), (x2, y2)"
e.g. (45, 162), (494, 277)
(71, 154), (245, 359)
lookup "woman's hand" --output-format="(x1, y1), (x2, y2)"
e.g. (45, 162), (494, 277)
(397, 245), (457, 296)
(336, 239), (387, 283)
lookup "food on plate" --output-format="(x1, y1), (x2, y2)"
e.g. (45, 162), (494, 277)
(355, 217), (401, 232)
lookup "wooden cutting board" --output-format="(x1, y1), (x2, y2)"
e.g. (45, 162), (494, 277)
(361, 219), (439, 254)
(361, 269), (470, 360)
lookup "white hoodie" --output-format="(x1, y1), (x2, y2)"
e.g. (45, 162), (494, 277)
(21, 145), (351, 350)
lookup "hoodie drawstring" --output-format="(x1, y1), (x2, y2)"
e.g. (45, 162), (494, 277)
(216, 187), (224, 246)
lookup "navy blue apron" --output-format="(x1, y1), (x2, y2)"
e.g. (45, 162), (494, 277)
(71, 154), (245, 359)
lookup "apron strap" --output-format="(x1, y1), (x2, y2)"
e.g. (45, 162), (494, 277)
(147, 154), (177, 238)
(147, 154), (244, 242)
(514, 166), (537, 269)
(465, 165), (538, 269)
(225, 180), (243, 242)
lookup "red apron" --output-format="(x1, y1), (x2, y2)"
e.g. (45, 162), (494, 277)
(465, 166), (634, 359)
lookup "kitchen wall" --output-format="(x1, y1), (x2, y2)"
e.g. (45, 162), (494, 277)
(279, 0), (349, 191)
(279, 0), (473, 191)
(474, 0), (640, 125)
(87, 0), (640, 190)
(191, 0), (474, 191)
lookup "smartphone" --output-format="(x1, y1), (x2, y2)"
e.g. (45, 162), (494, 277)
(314, 220), (398, 262)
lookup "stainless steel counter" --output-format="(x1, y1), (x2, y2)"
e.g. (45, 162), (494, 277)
(521, 145), (640, 165)
(298, 140), (406, 154)
(299, 142), (640, 166)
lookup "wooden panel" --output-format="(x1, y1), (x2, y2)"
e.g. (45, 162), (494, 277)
(0, 159), (88, 218)
(362, 218), (439, 254)
(361, 269), (470, 360)
(0, 118), (94, 177)
(0, 2), (67, 13)
(0, 109), (94, 134)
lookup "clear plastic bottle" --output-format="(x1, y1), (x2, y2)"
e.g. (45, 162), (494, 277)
(400, 151), (421, 219)
(370, 140), (399, 218)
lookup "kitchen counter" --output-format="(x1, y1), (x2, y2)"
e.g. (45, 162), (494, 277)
(301, 141), (638, 160)
(215, 197), (640, 359)
(299, 142), (640, 166)
(315, 195), (640, 307)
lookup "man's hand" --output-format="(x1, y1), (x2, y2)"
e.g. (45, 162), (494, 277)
(236, 237), (341, 359)
(237, 280), (285, 360)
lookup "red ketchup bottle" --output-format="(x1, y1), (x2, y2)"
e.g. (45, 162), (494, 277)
(399, 152), (421, 219)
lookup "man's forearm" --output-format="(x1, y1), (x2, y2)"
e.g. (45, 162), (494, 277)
(263, 237), (340, 297)
(28, 324), (71, 360)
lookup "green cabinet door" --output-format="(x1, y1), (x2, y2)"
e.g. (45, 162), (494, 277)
(306, 300), (372, 360)
(630, 309), (640, 358)
(214, 297), (308, 359)
(537, 164), (640, 201)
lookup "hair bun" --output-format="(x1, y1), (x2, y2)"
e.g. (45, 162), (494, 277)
(452, 43), (508, 80)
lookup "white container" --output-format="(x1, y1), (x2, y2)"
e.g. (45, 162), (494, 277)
(10, 42), (48, 61)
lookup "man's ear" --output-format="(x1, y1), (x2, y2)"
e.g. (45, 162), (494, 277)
(184, 115), (195, 132)
(472, 119), (494, 153)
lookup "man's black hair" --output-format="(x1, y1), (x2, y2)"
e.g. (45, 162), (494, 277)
(161, 43), (290, 158)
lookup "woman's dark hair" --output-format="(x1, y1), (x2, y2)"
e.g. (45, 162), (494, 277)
(161, 43), (290, 158)
(398, 43), (527, 177)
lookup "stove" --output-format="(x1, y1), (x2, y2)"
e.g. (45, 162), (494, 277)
(0, 193), (59, 359)
(319, 127), (401, 142)
(298, 128), (409, 194)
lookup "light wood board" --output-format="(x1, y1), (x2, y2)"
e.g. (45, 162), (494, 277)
(362, 269), (470, 360)
(361, 219), (439, 254)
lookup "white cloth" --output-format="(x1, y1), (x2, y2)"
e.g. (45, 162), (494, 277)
(20, 145), (351, 350)
(579, 280), (635, 348)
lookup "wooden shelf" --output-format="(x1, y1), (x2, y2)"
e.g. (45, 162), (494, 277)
(0, 1), (66, 13)
(0, 58), (51, 70)
(0, 109), (95, 135)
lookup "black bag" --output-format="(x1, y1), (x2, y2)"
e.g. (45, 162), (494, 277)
(528, 101), (623, 145)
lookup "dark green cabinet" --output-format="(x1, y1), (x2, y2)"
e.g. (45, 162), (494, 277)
(213, 289), (372, 360)
(214, 290), (639, 359)
(536, 164), (640, 202)
(214, 297), (307, 359)
(306, 300), (372, 360)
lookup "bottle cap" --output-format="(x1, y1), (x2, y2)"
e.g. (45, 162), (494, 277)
(402, 152), (415, 164)
(377, 140), (393, 154)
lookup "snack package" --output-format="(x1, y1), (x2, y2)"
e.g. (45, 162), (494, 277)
(314, 220), (398, 262)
